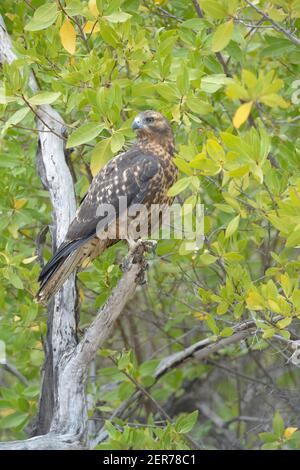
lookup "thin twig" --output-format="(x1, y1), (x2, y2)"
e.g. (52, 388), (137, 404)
(3, 362), (29, 386)
(21, 94), (66, 141)
(245, 0), (300, 47)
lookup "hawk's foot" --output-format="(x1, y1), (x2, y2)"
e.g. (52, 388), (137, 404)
(120, 239), (157, 278)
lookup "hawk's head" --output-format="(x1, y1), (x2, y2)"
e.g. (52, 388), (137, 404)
(132, 110), (172, 137)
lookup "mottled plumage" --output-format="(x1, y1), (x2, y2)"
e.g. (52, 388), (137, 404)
(36, 110), (177, 303)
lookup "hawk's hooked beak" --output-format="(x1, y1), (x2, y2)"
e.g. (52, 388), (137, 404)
(132, 116), (144, 130)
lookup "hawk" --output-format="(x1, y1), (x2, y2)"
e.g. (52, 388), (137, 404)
(36, 110), (177, 303)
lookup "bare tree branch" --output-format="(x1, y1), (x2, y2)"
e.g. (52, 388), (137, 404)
(191, 0), (204, 19)
(2, 362), (29, 386)
(0, 434), (84, 450)
(244, 0), (300, 47)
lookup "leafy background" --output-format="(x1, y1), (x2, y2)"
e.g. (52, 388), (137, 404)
(0, 0), (300, 450)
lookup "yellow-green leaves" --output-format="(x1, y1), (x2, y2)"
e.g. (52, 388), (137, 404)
(246, 291), (265, 310)
(212, 19), (234, 52)
(104, 12), (132, 23)
(60, 20), (76, 55)
(259, 93), (289, 108)
(1, 107), (30, 135)
(185, 95), (213, 115)
(200, 0), (228, 19)
(88, 0), (99, 17)
(174, 157), (193, 176)
(190, 152), (221, 176)
(177, 68), (189, 96)
(225, 214), (240, 238)
(110, 132), (125, 153)
(28, 92), (61, 106)
(83, 21), (100, 34)
(273, 411), (284, 438)
(66, 123), (105, 148)
(198, 253), (218, 266)
(227, 69), (289, 112)
(91, 138), (112, 176)
(154, 0), (169, 6)
(175, 410), (199, 434)
(167, 177), (191, 197)
(233, 101), (253, 128)
(284, 427), (298, 439)
(25, 3), (58, 31)
(206, 139), (225, 162)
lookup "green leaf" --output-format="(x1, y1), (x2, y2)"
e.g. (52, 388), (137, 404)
(24, 3), (58, 31)
(167, 177), (191, 197)
(0, 87), (17, 104)
(139, 359), (160, 377)
(174, 157), (193, 176)
(206, 139), (225, 161)
(212, 20), (234, 52)
(175, 410), (199, 434)
(220, 327), (234, 337)
(104, 12), (132, 23)
(10, 272), (24, 289)
(66, 123), (105, 148)
(2, 107), (30, 134)
(259, 432), (278, 443)
(110, 132), (125, 153)
(206, 314), (219, 335)
(177, 67), (189, 96)
(225, 215), (240, 238)
(0, 412), (28, 429)
(261, 442), (280, 450)
(286, 229), (300, 247)
(23, 385), (40, 398)
(99, 19), (119, 47)
(28, 92), (61, 106)
(117, 351), (132, 370)
(199, 253), (217, 265)
(201, 0), (228, 19)
(260, 93), (289, 108)
(180, 19), (207, 30)
(91, 138), (112, 176)
(200, 74), (229, 93)
(273, 411), (284, 438)
(186, 95), (213, 115)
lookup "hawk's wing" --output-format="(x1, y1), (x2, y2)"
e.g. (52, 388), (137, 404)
(38, 148), (161, 283)
(66, 148), (161, 241)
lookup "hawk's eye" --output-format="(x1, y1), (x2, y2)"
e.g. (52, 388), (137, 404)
(145, 117), (154, 123)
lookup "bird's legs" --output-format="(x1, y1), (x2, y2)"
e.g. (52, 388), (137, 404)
(120, 239), (157, 285)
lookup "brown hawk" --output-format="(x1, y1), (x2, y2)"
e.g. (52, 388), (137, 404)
(36, 110), (177, 303)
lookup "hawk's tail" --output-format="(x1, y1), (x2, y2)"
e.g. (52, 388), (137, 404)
(35, 239), (86, 304)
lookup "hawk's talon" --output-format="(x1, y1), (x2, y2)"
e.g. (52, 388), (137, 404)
(120, 240), (156, 276)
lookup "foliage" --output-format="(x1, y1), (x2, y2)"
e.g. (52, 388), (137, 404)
(0, 0), (300, 449)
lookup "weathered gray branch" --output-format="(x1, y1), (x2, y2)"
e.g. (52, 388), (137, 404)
(49, 242), (153, 439)
(2, 362), (29, 386)
(0, 433), (84, 450)
(155, 319), (257, 377)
